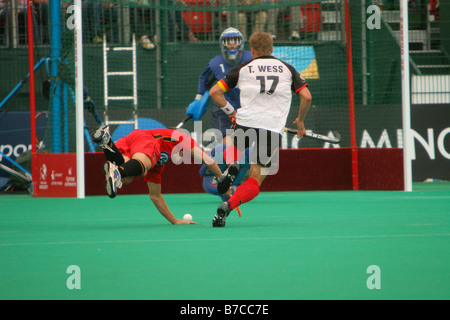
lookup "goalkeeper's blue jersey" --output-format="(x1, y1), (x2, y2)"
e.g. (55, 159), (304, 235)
(197, 51), (252, 112)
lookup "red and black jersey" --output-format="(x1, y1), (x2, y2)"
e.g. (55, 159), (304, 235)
(115, 128), (198, 184)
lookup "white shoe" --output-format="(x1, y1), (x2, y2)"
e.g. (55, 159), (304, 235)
(103, 161), (122, 198)
(92, 125), (114, 153)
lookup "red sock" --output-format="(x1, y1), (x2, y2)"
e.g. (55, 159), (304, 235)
(228, 177), (260, 210)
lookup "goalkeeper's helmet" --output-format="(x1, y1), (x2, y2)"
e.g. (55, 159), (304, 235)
(220, 27), (244, 66)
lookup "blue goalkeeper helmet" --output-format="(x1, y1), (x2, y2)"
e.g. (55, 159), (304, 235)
(220, 27), (244, 66)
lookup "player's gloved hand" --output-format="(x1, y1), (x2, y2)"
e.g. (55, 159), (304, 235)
(186, 94), (203, 121)
(230, 116), (236, 129)
(187, 92), (211, 121)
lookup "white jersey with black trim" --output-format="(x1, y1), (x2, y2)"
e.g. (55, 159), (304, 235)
(218, 55), (308, 134)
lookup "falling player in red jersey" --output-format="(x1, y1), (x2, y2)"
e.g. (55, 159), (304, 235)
(92, 126), (235, 225)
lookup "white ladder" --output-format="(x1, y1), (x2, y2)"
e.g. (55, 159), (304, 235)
(103, 34), (138, 129)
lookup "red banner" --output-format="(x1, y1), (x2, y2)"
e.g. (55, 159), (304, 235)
(33, 153), (77, 197)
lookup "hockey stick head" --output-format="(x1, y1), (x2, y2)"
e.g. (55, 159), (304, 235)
(331, 131), (342, 143)
(305, 131), (341, 144)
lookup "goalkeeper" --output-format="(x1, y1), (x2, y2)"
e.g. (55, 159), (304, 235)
(186, 27), (252, 144)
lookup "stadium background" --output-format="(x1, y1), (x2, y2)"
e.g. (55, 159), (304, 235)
(0, 0), (449, 302)
(0, 0), (449, 186)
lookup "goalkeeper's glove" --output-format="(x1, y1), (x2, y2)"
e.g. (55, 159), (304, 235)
(186, 92), (210, 121)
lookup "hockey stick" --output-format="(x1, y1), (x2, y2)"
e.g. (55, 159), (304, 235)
(284, 127), (341, 144)
(176, 114), (193, 129)
(176, 91), (211, 129)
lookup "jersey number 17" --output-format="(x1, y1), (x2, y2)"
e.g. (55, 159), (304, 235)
(256, 76), (279, 95)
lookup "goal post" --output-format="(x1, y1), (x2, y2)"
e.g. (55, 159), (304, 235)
(400, 0), (413, 192)
(74, 0), (86, 198)
(27, 0), (37, 156)
(30, 0), (84, 197)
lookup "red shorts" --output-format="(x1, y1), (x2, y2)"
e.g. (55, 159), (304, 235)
(115, 130), (161, 164)
(115, 130), (163, 183)
(115, 129), (199, 184)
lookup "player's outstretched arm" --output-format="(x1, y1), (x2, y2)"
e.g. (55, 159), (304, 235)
(191, 146), (223, 179)
(146, 182), (197, 225)
(294, 86), (312, 138)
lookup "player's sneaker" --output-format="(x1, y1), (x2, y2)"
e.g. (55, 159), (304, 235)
(103, 161), (122, 198)
(217, 161), (239, 194)
(92, 125), (114, 153)
(212, 201), (231, 227)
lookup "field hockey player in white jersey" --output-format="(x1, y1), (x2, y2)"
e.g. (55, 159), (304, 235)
(209, 31), (312, 227)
